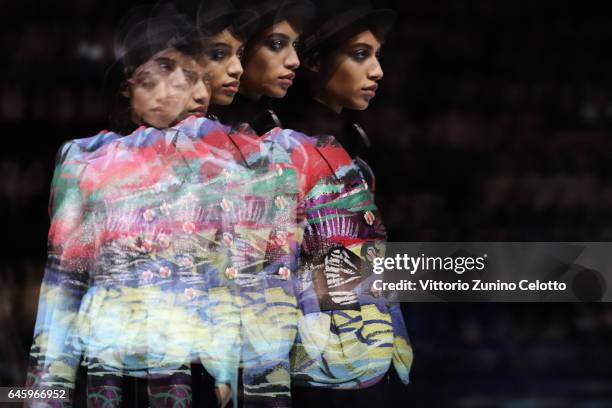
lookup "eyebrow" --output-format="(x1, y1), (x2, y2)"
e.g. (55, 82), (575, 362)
(267, 33), (291, 41)
(350, 43), (374, 50)
(132, 66), (154, 79)
(183, 69), (199, 79)
(153, 56), (178, 67)
(207, 42), (232, 49)
(154, 56), (175, 62)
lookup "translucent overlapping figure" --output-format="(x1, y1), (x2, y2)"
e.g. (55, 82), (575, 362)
(26, 2), (413, 407)
(26, 5), (302, 408)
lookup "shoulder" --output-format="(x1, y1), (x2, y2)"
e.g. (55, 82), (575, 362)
(271, 128), (354, 171)
(56, 131), (121, 164)
(173, 115), (230, 138)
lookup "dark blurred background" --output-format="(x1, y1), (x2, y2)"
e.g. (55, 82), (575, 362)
(2, 0), (612, 406)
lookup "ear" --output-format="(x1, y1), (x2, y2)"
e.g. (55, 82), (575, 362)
(303, 52), (321, 73)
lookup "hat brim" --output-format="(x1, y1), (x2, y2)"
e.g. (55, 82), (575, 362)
(246, 0), (315, 34)
(276, 0), (316, 24)
(303, 8), (396, 56)
(199, 9), (259, 38)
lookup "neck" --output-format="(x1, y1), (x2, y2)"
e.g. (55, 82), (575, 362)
(314, 95), (342, 114)
(239, 88), (262, 102)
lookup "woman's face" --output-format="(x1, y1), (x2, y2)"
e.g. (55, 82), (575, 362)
(315, 30), (384, 112)
(200, 29), (245, 106)
(183, 62), (211, 119)
(127, 48), (202, 128)
(240, 20), (300, 100)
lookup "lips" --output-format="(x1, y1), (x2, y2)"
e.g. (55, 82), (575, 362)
(278, 72), (296, 87)
(222, 80), (240, 93)
(362, 84), (378, 99)
(188, 106), (207, 117)
(149, 107), (174, 119)
(279, 73), (296, 81)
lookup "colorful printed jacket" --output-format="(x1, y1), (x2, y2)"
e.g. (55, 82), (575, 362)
(27, 112), (411, 407)
(259, 124), (414, 389)
(26, 116), (303, 408)
(216, 123), (303, 407)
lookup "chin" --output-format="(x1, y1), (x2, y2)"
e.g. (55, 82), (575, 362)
(146, 115), (175, 129)
(351, 101), (369, 111)
(268, 86), (287, 99)
(148, 121), (171, 128)
(213, 95), (233, 106)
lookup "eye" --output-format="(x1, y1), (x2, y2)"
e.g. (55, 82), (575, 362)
(267, 38), (287, 52)
(158, 60), (176, 72)
(236, 47), (245, 61)
(184, 70), (198, 85)
(208, 48), (227, 61)
(351, 49), (370, 62)
(138, 76), (157, 90)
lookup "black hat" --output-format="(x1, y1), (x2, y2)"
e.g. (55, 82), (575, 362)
(302, 0), (396, 57)
(113, 4), (199, 75)
(233, 0), (315, 34)
(103, 4), (200, 102)
(196, 0), (258, 38)
(103, 4), (198, 131)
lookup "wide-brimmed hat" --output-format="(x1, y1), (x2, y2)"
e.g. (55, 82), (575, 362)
(233, 0), (315, 35)
(302, 0), (396, 57)
(112, 4), (198, 75)
(103, 3), (199, 103)
(191, 0), (259, 38)
(103, 4), (199, 130)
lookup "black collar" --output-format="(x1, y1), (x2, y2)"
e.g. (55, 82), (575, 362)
(276, 97), (371, 158)
(209, 93), (281, 134)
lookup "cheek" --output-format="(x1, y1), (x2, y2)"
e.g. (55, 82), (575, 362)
(261, 53), (290, 97)
(130, 89), (150, 115)
(245, 51), (273, 85)
(202, 64), (220, 86)
(337, 63), (366, 106)
(327, 65), (352, 99)
(176, 92), (191, 108)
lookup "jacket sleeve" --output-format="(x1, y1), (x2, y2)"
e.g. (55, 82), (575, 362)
(26, 142), (94, 398)
(388, 303), (413, 384)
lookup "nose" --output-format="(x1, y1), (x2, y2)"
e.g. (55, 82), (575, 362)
(368, 57), (383, 81)
(228, 55), (243, 79)
(153, 78), (171, 102)
(192, 79), (210, 107)
(284, 47), (300, 70)
(163, 69), (190, 99)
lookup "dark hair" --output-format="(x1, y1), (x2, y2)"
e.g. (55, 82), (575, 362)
(107, 90), (136, 134)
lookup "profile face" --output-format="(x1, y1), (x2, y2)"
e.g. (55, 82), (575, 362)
(240, 20), (301, 99)
(126, 48), (202, 128)
(200, 29), (245, 106)
(316, 29), (384, 111)
(183, 61), (211, 119)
